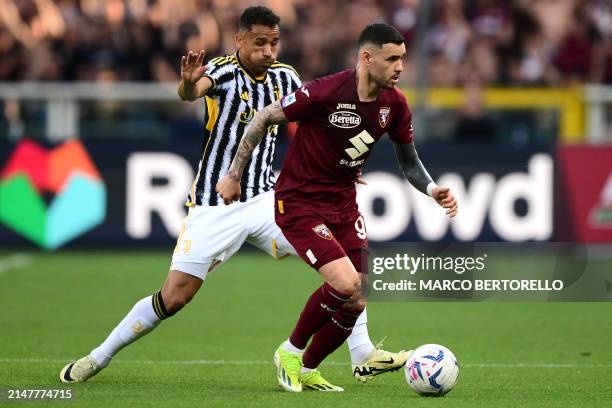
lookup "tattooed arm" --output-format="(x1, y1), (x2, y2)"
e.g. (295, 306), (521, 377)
(216, 100), (288, 204)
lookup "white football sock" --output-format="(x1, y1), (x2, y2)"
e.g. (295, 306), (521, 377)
(347, 308), (375, 364)
(90, 295), (162, 367)
(283, 339), (304, 354)
(300, 367), (315, 374)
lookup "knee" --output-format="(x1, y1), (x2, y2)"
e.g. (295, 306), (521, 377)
(344, 291), (366, 314)
(334, 271), (361, 298)
(161, 286), (195, 314)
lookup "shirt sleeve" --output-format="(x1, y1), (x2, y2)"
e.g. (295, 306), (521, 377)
(388, 94), (414, 144)
(284, 66), (302, 93)
(203, 56), (235, 97)
(280, 82), (315, 122)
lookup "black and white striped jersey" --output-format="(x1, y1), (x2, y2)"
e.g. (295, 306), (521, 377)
(186, 52), (301, 207)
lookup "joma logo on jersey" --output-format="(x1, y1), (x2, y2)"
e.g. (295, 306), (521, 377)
(337, 103), (356, 110)
(345, 130), (375, 160)
(329, 111), (361, 129)
(313, 224), (333, 240)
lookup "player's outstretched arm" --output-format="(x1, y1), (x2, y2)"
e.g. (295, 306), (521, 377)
(215, 100), (288, 204)
(392, 141), (458, 218)
(178, 50), (212, 101)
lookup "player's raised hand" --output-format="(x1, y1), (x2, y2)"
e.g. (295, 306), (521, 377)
(180, 50), (207, 85)
(431, 186), (458, 218)
(216, 175), (241, 205)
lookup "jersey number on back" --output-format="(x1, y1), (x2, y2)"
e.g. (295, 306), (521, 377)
(345, 130), (375, 160)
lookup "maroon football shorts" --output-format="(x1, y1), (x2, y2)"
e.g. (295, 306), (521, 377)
(275, 197), (369, 273)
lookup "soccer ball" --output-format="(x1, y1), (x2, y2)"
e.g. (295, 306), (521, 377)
(404, 344), (459, 396)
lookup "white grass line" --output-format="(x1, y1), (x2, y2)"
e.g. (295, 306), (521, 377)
(0, 358), (611, 368)
(0, 253), (31, 276)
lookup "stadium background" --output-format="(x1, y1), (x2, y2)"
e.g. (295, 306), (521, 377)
(0, 0), (611, 406)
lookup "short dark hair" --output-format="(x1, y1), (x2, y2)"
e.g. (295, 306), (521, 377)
(239, 6), (280, 31)
(357, 23), (405, 48)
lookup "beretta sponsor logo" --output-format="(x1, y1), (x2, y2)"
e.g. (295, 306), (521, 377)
(329, 111), (361, 129)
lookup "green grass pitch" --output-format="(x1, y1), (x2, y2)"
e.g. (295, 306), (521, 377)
(0, 250), (611, 407)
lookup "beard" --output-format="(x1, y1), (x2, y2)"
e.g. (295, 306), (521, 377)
(378, 78), (396, 89)
(373, 73), (397, 89)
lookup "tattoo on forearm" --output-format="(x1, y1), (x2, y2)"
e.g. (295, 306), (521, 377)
(228, 100), (287, 181)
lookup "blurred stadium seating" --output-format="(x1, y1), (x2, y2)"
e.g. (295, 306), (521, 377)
(0, 0), (611, 246)
(0, 0), (611, 85)
(0, 0), (611, 143)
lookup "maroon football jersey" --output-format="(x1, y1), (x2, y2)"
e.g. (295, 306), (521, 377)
(277, 69), (413, 212)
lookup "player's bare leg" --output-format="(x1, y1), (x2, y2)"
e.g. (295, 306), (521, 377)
(59, 270), (202, 383)
(160, 270), (203, 314)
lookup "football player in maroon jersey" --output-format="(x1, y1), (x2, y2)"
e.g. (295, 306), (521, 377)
(217, 23), (458, 392)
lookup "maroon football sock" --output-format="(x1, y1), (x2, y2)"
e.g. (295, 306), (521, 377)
(289, 283), (352, 349)
(302, 307), (362, 369)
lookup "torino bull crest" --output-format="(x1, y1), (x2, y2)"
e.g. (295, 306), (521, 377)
(379, 107), (390, 128)
(313, 224), (333, 240)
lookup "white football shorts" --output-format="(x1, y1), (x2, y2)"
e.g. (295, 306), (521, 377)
(170, 190), (296, 280)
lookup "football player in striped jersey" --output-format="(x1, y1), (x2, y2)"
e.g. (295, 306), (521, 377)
(60, 6), (408, 385)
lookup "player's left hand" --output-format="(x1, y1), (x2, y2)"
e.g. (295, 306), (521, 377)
(431, 186), (458, 218)
(216, 175), (241, 205)
(356, 171), (368, 185)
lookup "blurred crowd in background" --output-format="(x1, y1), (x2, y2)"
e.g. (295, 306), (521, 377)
(1, 0), (612, 145)
(1, 0), (612, 85)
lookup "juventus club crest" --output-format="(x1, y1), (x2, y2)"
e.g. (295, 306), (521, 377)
(313, 224), (333, 240)
(379, 107), (390, 128)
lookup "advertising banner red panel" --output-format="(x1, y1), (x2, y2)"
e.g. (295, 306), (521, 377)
(558, 145), (612, 242)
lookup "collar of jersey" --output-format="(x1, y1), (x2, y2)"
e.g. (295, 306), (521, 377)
(235, 52), (268, 84)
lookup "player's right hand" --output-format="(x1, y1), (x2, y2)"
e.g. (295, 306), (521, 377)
(216, 174), (241, 205)
(180, 50), (207, 85)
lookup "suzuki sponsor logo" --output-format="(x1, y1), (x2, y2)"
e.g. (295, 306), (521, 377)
(329, 111), (361, 129)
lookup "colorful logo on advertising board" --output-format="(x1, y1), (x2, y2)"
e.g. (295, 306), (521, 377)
(590, 174), (612, 227)
(558, 146), (612, 242)
(0, 140), (106, 249)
